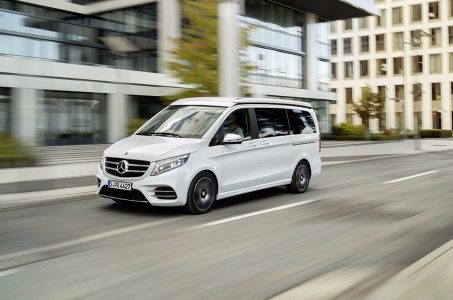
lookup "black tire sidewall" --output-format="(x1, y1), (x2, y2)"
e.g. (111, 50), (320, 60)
(290, 161), (311, 193)
(186, 172), (217, 214)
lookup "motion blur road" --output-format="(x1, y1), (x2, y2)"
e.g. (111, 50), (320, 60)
(1, 150), (453, 299)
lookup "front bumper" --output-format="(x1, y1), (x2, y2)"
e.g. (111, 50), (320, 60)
(95, 165), (191, 207)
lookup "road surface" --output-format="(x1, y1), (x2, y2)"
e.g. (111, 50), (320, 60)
(1, 150), (452, 299)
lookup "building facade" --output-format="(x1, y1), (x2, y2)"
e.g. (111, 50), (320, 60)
(0, 0), (376, 146)
(330, 0), (453, 132)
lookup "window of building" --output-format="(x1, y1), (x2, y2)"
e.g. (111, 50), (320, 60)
(449, 26), (453, 44)
(0, 88), (11, 133)
(377, 58), (387, 76)
(450, 0), (453, 18)
(392, 7), (403, 25)
(430, 54), (442, 74)
(393, 57), (404, 75)
(412, 55), (424, 73)
(358, 17), (369, 30)
(376, 9), (386, 27)
(430, 28), (442, 46)
(360, 60), (369, 77)
(378, 86), (386, 100)
(376, 34), (386, 51)
(344, 61), (353, 78)
(411, 30), (422, 48)
(411, 4), (422, 22)
(344, 19), (353, 31)
(244, 0), (305, 89)
(413, 84), (422, 101)
(345, 88), (353, 104)
(393, 32), (404, 51)
(128, 95), (164, 120)
(331, 63), (337, 80)
(429, 2), (440, 20)
(331, 39), (337, 55)
(255, 108), (290, 138)
(432, 82), (441, 100)
(450, 53), (453, 72)
(318, 58), (330, 92)
(395, 85), (404, 101)
(42, 91), (107, 145)
(360, 36), (370, 53)
(343, 38), (352, 54)
(0, 2), (159, 72)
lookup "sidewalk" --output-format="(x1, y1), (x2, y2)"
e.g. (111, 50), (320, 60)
(366, 239), (453, 300)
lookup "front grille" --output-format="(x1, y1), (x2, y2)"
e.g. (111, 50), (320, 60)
(104, 157), (150, 178)
(154, 186), (177, 200)
(99, 186), (149, 203)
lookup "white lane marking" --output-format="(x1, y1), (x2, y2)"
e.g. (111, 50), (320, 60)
(383, 170), (439, 184)
(0, 268), (21, 278)
(199, 199), (322, 228)
(0, 219), (176, 262)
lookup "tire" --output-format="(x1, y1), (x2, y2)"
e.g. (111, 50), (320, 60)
(287, 161), (311, 194)
(185, 172), (217, 214)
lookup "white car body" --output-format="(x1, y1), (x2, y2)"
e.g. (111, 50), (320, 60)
(96, 97), (321, 211)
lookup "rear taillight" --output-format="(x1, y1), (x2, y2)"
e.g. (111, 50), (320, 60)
(319, 136), (322, 152)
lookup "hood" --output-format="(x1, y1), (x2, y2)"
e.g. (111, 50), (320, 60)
(104, 135), (202, 162)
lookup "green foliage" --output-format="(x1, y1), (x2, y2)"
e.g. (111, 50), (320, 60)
(352, 87), (385, 130)
(331, 123), (366, 136)
(0, 134), (36, 168)
(128, 119), (148, 135)
(419, 130), (452, 138)
(168, 0), (253, 100)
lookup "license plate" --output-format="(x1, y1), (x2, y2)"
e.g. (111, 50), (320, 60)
(108, 180), (132, 191)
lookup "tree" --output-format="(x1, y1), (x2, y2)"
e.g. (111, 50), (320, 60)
(168, 0), (253, 100)
(352, 86), (385, 133)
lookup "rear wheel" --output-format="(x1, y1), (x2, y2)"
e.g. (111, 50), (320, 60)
(287, 161), (311, 193)
(185, 172), (217, 214)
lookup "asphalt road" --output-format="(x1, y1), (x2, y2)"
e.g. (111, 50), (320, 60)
(1, 151), (453, 300)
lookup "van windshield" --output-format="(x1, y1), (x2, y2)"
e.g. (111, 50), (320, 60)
(136, 105), (226, 139)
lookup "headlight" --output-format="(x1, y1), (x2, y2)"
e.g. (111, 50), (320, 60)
(151, 154), (189, 176)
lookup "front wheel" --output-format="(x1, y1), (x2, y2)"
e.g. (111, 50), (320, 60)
(287, 161), (311, 193)
(185, 172), (217, 214)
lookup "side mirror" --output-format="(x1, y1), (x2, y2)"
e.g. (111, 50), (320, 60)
(223, 133), (243, 145)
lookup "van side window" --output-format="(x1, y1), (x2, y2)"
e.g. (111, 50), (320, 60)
(287, 109), (317, 134)
(255, 108), (290, 138)
(222, 109), (252, 140)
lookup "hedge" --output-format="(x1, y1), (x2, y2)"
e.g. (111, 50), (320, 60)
(419, 130), (452, 138)
(0, 134), (36, 168)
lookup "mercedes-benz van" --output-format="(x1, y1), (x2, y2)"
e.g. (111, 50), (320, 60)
(96, 97), (321, 214)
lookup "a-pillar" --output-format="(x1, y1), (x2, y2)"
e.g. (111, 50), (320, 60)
(107, 93), (128, 143)
(11, 88), (39, 146)
(218, 0), (242, 97)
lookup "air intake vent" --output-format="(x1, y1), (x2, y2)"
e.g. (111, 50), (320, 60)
(154, 187), (177, 200)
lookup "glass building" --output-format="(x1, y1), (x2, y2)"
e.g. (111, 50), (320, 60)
(0, 0), (376, 145)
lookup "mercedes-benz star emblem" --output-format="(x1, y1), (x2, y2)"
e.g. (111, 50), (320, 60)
(117, 160), (128, 175)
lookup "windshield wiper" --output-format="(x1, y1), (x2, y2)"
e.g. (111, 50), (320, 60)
(136, 132), (183, 138)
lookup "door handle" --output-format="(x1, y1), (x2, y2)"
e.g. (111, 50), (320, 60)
(247, 143), (257, 148)
(261, 141), (270, 146)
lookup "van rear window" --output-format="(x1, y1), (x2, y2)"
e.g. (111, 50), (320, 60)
(287, 109), (317, 134)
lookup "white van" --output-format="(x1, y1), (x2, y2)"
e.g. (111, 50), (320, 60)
(96, 97), (321, 214)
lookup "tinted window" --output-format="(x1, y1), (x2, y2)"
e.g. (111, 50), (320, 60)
(255, 108), (290, 138)
(287, 109), (317, 134)
(222, 109), (252, 140)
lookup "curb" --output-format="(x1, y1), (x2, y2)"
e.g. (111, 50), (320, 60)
(366, 239), (453, 299)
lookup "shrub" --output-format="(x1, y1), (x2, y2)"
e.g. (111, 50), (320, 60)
(128, 119), (148, 135)
(419, 130), (452, 138)
(331, 123), (366, 137)
(0, 134), (36, 168)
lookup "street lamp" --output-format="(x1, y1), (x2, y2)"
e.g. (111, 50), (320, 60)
(403, 29), (431, 150)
